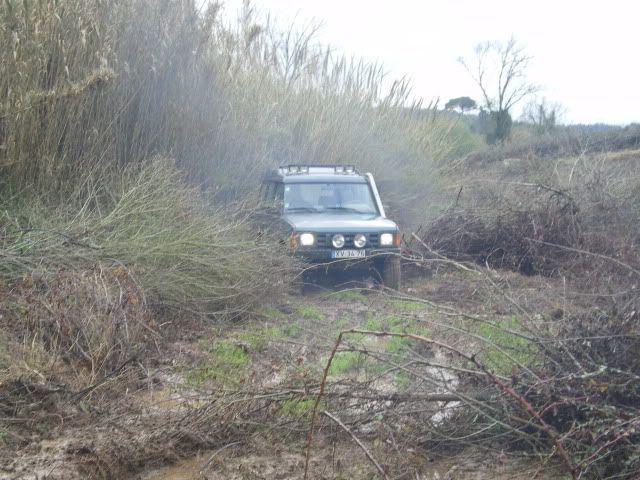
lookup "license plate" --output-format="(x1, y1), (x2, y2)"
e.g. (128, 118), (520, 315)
(332, 249), (365, 259)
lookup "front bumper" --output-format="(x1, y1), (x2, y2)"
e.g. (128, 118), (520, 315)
(292, 247), (401, 262)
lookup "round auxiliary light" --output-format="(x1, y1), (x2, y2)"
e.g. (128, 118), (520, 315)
(332, 234), (345, 249)
(353, 233), (367, 248)
(299, 233), (315, 246)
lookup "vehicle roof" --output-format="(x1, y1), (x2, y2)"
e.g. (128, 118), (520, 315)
(281, 175), (367, 184)
(264, 165), (368, 184)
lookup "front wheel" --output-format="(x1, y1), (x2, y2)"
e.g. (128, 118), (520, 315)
(381, 256), (401, 290)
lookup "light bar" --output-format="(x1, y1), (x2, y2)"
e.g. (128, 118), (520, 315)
(334, 165), (356, 174)
(277, 164), (359, 175)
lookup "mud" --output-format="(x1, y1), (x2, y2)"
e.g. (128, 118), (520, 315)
(3, 269), (567, 479)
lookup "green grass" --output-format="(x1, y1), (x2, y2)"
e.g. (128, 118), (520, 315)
(364, 313), (404, 331)
(234, 328), (273, 352)
(278, 321), (302, 337)
(363, 315), (384, 331)
(328, 290), (367, 302)
(186, 340), (250, 387)
(233, 320), (302, 352)
(474, 317), (536, 374)
(394, 371), (412, 389)
(257, 306), (285, 319)
(361, 313), (431, 353)
(297, 303), (324, 321)
(325, 351), (366, 376)
(279, 398), (319, 417)
(363, 313), (416, 333)
(384, 325), (431, 353)
(385, 336), (410, 353)
(388, 300), (428, 312)
(320, 317), (433, 382)
(335, 316), (350, 330)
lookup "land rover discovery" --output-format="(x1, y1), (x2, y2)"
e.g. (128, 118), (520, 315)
(258, 165), (402, 289)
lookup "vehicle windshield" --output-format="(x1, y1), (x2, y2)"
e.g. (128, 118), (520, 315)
(284, 182), (378, 214)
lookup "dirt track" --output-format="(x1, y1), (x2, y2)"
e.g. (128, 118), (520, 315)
(2, 269), (564, 479)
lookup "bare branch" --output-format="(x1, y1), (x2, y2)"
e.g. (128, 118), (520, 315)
(322, 411), (390, 480)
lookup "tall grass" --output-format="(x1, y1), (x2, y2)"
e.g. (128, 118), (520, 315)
(0, 0), (478, 319)
(0, 0), (476, 201)
(1, 159), (295, 312)
(0, 0), (480, 316)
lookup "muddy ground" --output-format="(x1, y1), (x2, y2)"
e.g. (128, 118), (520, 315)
(1, 266), (567, 479)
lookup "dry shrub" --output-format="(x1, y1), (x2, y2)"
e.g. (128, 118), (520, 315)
(416, 149), (639, 291)
(486, 304), (640, 479)
(24, 266), (148, 383)
(377, 286), (640, 479)
(407, 150), (640, 478)
(0, 266), (152, 458)
(419, 186), (582, 276)
(3, 265), (151, 386)
(1, 159), (299, 315)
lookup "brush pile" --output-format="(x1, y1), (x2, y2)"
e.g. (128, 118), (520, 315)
(406, 150), (640, 478)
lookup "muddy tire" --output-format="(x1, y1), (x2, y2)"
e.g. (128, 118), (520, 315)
(292, 271), (304, 295)
(382, 255), (401, 290)
(293, 269), (312, 295)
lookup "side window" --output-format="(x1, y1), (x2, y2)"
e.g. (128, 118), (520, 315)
(273, 183), (284, 210)
(260, 182), (274, 204)
(259, 182), (267, 201)
(259, 182), (283, 210)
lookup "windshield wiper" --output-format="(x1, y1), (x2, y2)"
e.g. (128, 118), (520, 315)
(285, 207), (321, 213)
(324, 207), (374, 214)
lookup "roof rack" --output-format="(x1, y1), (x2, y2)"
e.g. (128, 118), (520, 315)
(277, 164), (361, 176)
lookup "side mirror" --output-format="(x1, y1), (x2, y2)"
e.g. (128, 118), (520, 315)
(259, 205), (279, 217)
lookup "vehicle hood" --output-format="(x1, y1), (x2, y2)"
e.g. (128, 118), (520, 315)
(283, 213), (398, 233)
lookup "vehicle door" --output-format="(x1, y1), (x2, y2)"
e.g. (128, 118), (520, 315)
(255, 181), (288, 238)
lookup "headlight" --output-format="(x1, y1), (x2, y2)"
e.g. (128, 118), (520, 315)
(380, 233), (394, 246)
(299, 233), (315, 246)
(353, 233), (367, 248)
(332, 233), (345, 248)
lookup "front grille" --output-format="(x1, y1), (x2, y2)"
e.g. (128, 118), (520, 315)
(315, 233), (379, 248)
(316, 234), (328, 248)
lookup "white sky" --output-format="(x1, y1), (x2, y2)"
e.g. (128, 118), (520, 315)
(221, 0), (640, 125)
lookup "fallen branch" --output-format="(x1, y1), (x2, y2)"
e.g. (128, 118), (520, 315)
(470, 359), (578, 480)
(323, 410), (390, 480)
(525, 238), (640, 278)
(200, 441), (242, 473)
(304, 328), (580, 480)
(409, 232), (479, 273)
(69, 352), (141, 402)
(304, 329), (478, 480)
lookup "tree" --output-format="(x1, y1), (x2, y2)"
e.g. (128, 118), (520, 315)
(522, 97), (565, 134)
(458, 36), (539, 143)
(444, 96), (477, 113)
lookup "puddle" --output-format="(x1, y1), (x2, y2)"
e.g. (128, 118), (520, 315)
(139, 448), (312, 480)
(141, 452), (211, 480)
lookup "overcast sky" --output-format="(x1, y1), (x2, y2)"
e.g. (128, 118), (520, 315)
(221, 0), (639, 125)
